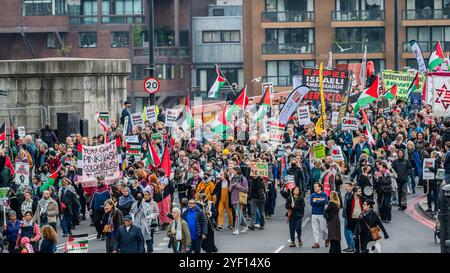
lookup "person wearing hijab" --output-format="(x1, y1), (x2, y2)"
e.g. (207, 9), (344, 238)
(118, 187), (135, 216)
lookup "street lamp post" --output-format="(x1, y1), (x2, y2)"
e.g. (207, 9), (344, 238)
(147, 0), (155, 106)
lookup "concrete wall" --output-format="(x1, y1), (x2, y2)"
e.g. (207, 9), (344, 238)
(0, 58), (130, 138)
(192, 16), (243, 64)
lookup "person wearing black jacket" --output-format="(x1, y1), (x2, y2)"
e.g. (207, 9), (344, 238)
(115, 215), (145, 253)
(287, 158), (306, 194)
(427, 152), (442, 214)
(249, 176), (266, 230)
(357, 165), (373, 201)
(324, 191), (341, 253)
(376, 131), (392, 151)
(354, 200), (389, 253)
(392, 150), (412, 210)
(373, 162), (392, 223)
(286, 187), (305, 247)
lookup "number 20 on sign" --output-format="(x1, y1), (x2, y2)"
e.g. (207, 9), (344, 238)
(143, 77), (161, 94)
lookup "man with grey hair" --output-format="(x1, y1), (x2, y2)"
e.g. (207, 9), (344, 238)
(35, 142), (48, 174)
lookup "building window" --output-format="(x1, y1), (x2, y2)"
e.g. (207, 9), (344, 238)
(406, 26), (450, 51)
(202, 31), (240, 43)
(155, 64), (175, 80)
(79, 32), (97, 48)
(132, 64), (147, 80)
(111, 32), (129, 48)
(266, 60), (315, 86)
(265, 0), (310, 12)
(180, 64), (185, 80)
(336, 59), (385, 73)
(265, 28), (314, 44)
(213, 9), (225, 16)
(24, 0), (67, 16)
(46, 33), (65, 48)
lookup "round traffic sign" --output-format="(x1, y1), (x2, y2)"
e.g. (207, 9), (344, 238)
(143, 77), (161, 94)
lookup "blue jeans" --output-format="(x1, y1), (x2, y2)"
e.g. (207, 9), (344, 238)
(60, 213), (72, 235)
(344, 218), (355, 250)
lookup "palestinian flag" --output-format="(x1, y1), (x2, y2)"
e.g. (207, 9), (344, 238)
(208, 65), (226, 99)
(212, 104), (230, 135)
(159, 142), (171, 178)
(76, 143), (83, 176)
(41, 166), (61, 191)
(253, 85), (271, 122)
(383, 84), (397, 100)
(144, 141), (161, 168)
(354, 76), (379, 115)
(429, 41), (444, 71)
(406, 72), (420, 99)
(225, 85), (249, 121)
(115, 138), (122, 154)
(185, 96), (194, 129)
(361, 108), (375, 147)
(96, 112), (109, 143)
(9, 121), (18, 159)
(0, 123), (5, 148)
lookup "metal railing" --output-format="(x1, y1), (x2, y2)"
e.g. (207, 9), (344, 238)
(332, 10), (384, 21)
(262, 43), (314, 54)
(133, 46), (191, 58)
(69, 14), (144, 25)
(332, 41), (385, 53)
(403, 41), (449, 52)
(403, 9), (450, 20)
(261, 11), (315, 22)
(262, 76), (292, 87)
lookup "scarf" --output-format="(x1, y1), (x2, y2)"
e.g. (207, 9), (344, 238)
(22, 219), (34, 227)
(21, 200), (33, 215)
(118, 194), (135, 207)
(171, 218), (183, 241)
(38, 197), (52, 214)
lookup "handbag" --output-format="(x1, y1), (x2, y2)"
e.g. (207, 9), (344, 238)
(150, 217), (159, 228)
(103, 224), (113, 233)
(238, 192), (248, 205)
(365, 220), (382, 241)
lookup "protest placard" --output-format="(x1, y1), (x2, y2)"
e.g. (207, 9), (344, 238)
(298, 68), (349, 103)
(382, 70), (425, 99)
(77, 141), (122, 187)
(331, 112), (339, 126)
(151, 132), (162, 140)
(423, 158), (435, 180)
(165, 109), (178, 127)
(18, 127), (25, 137)
(125, 135), (139, 144)
(15, 162), (30, 186)
(284, 175), (295, 190)
(269, 122), (285, 148)
(66, 239), (89, 253)
(341, 116), (358, 131)
(131, 112), (144, 128)
(146, 105), (157, 123)
(331, 145), (345, 161)
(313, 143), (326, 159)
(250, 162), (269, 178)
(0, 187), (8, 201)
(297, 106), (311, 126)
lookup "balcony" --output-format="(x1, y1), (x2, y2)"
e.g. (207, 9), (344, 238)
(69, 14), (145, 25)
(261, 11), (315, 22)
(133, 47), (191, 58)
(332, 10), (384, 21)
(332, 41), (385, 54)
(262, 43), (314, 54)
(402, 41), (450, 53)
(402, 9), (450, 26)
(262, 76), (292, 87)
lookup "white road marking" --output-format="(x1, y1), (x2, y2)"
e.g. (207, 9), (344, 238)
(162, 237), (170, 241)
(274, 245), (285, 253)
(302, 216), (310, 228)
(158, 242), (167, 246)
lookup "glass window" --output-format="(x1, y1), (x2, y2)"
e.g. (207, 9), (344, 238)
(46, 33), (65, 48)
(202, 31), (240, 43)
(180, 64), (184, 80)
(213, 9), (225, 16)
(113, 0), (143, 14)
(79, 32), (97, 48)
(432, 27), (443, 42)
(132, 64), (147, 80)
(111, 32), (129, 48)
(155, 64), (175, 80)
(265, 28), (314, 44)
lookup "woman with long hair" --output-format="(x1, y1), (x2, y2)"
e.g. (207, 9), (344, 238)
(286, 186), (305, 247)
(324, 191), (341, 253)
(39, 225), (57, 253)
(102, 199), (124, 253)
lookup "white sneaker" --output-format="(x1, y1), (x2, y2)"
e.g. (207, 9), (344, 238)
(233, 229), (240, 235)
(254, 224), (261, 229)
(241, 226), (248, 233)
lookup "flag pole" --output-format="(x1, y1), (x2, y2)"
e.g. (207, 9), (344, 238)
(216, 64), (236, 96)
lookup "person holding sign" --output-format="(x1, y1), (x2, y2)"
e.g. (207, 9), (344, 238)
(425, 151), (442, 214)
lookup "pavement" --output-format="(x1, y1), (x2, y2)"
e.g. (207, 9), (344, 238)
(52, 189), (440, 253)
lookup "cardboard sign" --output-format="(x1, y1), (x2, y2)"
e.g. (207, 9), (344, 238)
(165, 109), (178, 128)
(269, 122), (285, 148)
(15, 162), (30, 186)
(331, 112), (339, 126)
(126, 144), (142, 159)
(0, 187), (9, 201)
(66, 240), (89, 253)
(313, 143), (326, 159)
(284, 175), (295, 190)
(331, 145), (345, 161)
(77, 141), (122, 187)
(124, 116), (130, 135)
(131, 112), (144, 128)
(299, 68), (349, 103)
(423, 158), (435, 180)
(151, 132), (162, 140)
(125, 135), (139, 144)
(410, 92), (422, 110)
(146, 105), (157, 124)
(250, 162), (269, 178)
(436, 169), (446, 180)
(17, 127), (25, 138)
(341, 117), (358, 131)
(297, 106), (311, 126)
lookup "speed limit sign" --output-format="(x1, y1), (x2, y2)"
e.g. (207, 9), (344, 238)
(143, 77), (160, 94)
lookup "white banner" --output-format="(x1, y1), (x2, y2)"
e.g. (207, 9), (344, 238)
(431, 73), (450, 117)
(17, 127), (25, 138)
(15, 162), (30, 186)
(131, 112), (144, 128)
(278, 85), (310, 125)
(124, 116), (130, 135)
(408, 40), (427, 72)
(165, 109), (178, 127)
(331, 111), (339, 126)
(66, 240), (88, 253)
(77, 141), (122, 187)
(297, 106), (311, 125)
(269, 122), (285, 149)
(146, 105), (157, 124)
(125, 135), (139, 144)
(423, 158), (435, 180)
(341, 117), (358, 131)
(331, 145), (345, 162)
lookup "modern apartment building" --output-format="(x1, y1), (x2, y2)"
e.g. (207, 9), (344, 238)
(243, 0), (450, 96)
(0, 0), (215, 112)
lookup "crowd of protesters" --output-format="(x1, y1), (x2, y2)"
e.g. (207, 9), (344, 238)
(0, 80), (449, 254)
